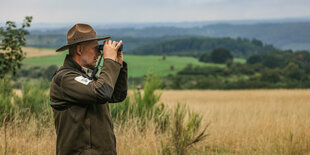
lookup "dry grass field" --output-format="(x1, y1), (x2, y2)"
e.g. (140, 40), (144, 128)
(22, 47), (59, 58)
(160, 89), (310, 154)
(1, 89), (310, 154)
(1, 47), (59, 58)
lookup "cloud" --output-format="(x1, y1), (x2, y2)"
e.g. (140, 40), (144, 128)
(1, 0), (310, 23)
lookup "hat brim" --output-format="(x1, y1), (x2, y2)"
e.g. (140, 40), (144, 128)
(56, 36), (111, 52)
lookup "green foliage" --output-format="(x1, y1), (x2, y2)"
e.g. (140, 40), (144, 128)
(263, 53), (285, 68)
(110, 72), (169, 132)
(14, 82), (50, 118)
(0, 16), (32, 78)
(251, 38), (263, 47)
(210, 47), (233, 64)
(161, 104), (208, 155)
(131, 37), (277, 58)
(0, 78), (51, 124)
(9, 64), (55, 89)
(141, 72), (162, 110)
(283, 62), (306, 81)
(164, 50), (310, 89)
(198, 52), (212, 63)
(0, 76), (15, 122)
(43, 65), (58, 80)
(110, 72), (208, 154)
(162, 49), (310, 89)
(261, 69), (281, 83)
(247, 54), (263, 64)
(293, 50), (310, 73)
(199, 47), (233, 64)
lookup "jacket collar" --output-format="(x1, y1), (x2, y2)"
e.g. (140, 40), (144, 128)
(62, 54), (95, 77)
(63, 54), (84, 73)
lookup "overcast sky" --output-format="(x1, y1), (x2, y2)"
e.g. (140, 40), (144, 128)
(1, 0), (310, 24)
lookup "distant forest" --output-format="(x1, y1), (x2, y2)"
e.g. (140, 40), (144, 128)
(27, 22), (310, 51)
(129, 37), (278, 58)
(17, 21), (310, 89)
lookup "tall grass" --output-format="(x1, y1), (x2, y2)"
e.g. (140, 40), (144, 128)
(0, 73), (207, 154)
(110, 73), (208, 154)
(160, 90), (310, 154)
(0, 76), (52, 154)
(1, 87), (309, 154)
(161, 104), (208, 155)
(110, 72), (169, 132)
(0, 76), (15, 122)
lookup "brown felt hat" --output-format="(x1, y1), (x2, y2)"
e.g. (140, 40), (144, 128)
(56, 23), (111, 52)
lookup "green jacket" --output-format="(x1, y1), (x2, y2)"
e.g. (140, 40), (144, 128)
(50, 55), (128, 155)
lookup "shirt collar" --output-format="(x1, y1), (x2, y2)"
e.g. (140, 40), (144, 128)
(81, 66), (93, 77)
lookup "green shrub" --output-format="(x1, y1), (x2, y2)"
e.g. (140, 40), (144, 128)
(111, 72), (208, 154)
(14, 82), (50, 119)
(261, 69), (281, 83)
(110, 71), (169, 132)
(0, 76), (15, 122)
(161, 104), (208, 155)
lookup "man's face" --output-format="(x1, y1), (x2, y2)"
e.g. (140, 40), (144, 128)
(80, 40), (100, 69)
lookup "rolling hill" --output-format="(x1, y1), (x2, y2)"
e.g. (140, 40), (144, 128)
(26, 22), (310, 51)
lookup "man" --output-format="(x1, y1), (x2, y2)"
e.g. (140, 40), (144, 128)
(50, 23), (128, 155)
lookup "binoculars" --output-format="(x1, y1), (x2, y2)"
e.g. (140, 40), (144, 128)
(90, 43), (124, 80)
(98, 44), (123, 53)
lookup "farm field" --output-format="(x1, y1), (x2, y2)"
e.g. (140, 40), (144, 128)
(23, 51), (214, 78)
(24, 53), (215, 77)
(22, 47), (246, 77)
(1, 89), (309, 154)
(22, 47), (58, 58)
(23, 47), (246, 77)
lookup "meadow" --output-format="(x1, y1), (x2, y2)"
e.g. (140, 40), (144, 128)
(2, 47), (309, 154)
(1, 89), (309, 154)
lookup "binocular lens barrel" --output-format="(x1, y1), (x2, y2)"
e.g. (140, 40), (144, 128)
(98, 44), (123, 52)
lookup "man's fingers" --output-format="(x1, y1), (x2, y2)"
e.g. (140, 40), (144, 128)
(116, 40), (123, 49)
(111, 41), (117, 47)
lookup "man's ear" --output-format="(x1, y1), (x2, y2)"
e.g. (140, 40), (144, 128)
(76, 44), (83, 56)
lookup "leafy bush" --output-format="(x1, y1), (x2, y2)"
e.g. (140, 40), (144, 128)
(0, 16), (32, 78)
(110, 72), (169, 132)
(198, 52), (212, 63)
(210, 47), (233, 64)
(43, 65), (59, 80)
(283, 62), (306, 81)
(247, 54), (263, 64)
(261, 69), (281, 83)
(161, 104), (208, 155)
(110, 72), (209, 154)
(0, 76), (15, 122)
(14, 82), (50, 118)
(0, 78), (51, 124)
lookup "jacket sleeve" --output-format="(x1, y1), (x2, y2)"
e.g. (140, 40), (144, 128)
(60, 59), (121, 105)
(109, 61), (128, 103)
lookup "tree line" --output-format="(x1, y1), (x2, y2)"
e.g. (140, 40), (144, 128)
(130, 37), (277, 58)
(161, 49), (310, 89)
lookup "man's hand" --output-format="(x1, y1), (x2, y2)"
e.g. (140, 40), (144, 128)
(103, 40), (123, 62)
(116, 50), (123, 67)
